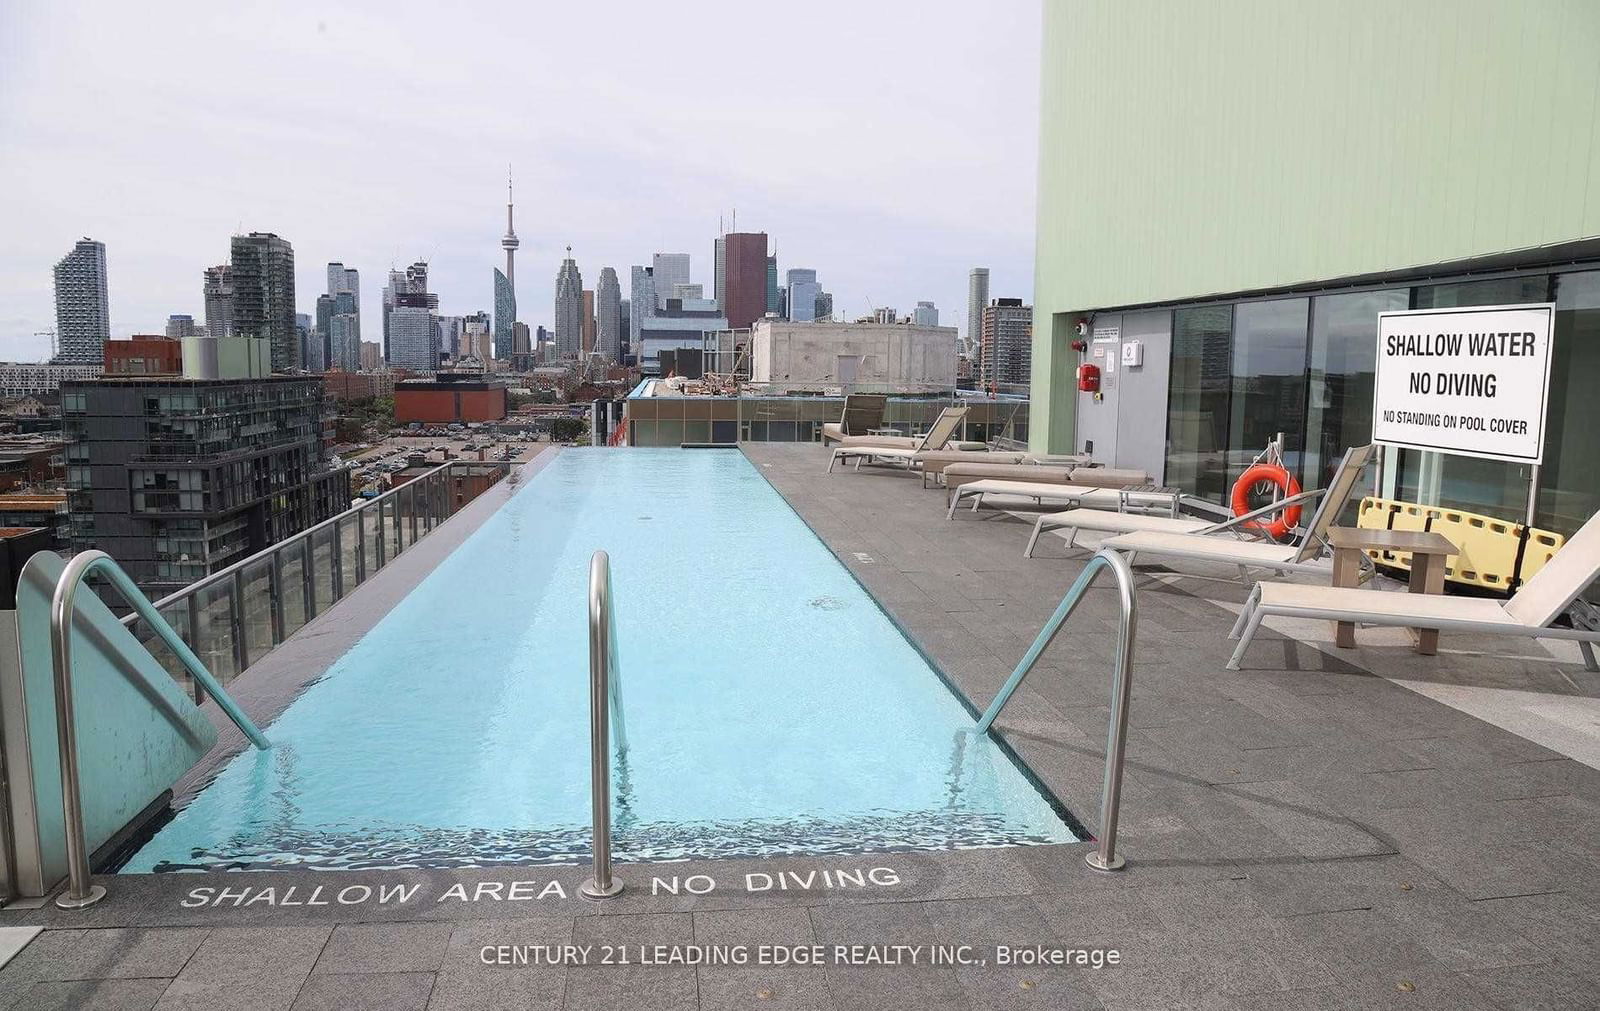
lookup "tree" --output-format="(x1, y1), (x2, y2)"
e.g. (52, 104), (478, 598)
(549, 417), (587, 443)
(334, 416), (367, 444)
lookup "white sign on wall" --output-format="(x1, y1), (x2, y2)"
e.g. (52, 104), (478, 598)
(1372, 303), (1555, 464)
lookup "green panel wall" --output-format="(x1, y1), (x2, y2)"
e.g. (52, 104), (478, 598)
(1031, 0), (1600, 452)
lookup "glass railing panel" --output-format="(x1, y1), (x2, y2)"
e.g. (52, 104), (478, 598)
(381, 496), (400, 559)
(129, 597), (194, 698)
(240, 557), (275, 664)
(418, 476), (435, 533)
(338, 514), (360, 590)
(364, 500), (384, 574)
(407, 482), (421, 546)
(194, 580), (240, 684)
(310, 525), (335, 617)
(396, 484), (414, 551)
(111, 463), (484, 689)
(280, 542), (309, 639)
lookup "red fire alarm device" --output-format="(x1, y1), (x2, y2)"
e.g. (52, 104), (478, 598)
(1069, 338), (1088, 353)
(1077, 363), (1101, 392)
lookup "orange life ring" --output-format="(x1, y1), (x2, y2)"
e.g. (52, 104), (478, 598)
(1231, 464), (1302, 540)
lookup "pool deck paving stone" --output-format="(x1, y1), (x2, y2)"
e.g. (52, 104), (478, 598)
(2, 442), (1599, 1008)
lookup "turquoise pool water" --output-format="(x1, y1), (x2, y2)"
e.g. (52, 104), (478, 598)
(125, 449), (1078, 871)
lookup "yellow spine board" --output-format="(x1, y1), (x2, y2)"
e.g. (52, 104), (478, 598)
(1355, 497), (1566, 591)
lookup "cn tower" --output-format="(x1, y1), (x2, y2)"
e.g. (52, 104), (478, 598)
(501, 168), (519, 289)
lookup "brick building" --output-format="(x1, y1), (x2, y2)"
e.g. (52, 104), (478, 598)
(0, 440), (66, 492)
(103, 336), (183, 376)
(322, 371), (397, 402)
(394, 376), (508, 424)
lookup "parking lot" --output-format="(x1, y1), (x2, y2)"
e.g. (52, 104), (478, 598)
(336, 427), (548, 497)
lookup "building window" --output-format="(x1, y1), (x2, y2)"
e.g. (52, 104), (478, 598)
(1303, 289), (1408, 491)
(1539, 270), (1600, 536)
(1228, 297), (1309, 482)
(1165, 305), (1233, 501)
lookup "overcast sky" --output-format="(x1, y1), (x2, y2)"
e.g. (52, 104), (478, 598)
(0, 1), (1039, 361)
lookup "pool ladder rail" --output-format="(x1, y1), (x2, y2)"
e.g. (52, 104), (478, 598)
(581, 549), (626, 899)
(976, 548), (1137, 872)
(49, 550), (270, 910)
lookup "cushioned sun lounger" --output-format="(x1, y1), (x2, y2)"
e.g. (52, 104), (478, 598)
(943, 481), (1121, 520)
(1024, 510), (1217, 557)
(826, 407), (969, 473)
(914, 450), (1030, 487)
(1225, 507), (1600, 671)
(945, 474), (1168, 519)
(1102, 529), (1340, 575)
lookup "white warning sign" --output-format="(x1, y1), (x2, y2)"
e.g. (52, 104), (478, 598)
(1372, 303), (1554, 464)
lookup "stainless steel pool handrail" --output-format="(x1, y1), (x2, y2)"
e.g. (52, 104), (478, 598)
(975, 548), (1137, 873)
(50, 550), (271, 910)
(580, 550), (623, 899)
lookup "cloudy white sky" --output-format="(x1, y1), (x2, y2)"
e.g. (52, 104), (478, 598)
(0, 1), (1040, 361)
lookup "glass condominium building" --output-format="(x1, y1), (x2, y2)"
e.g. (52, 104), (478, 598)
(1030, 0), (1600, 540)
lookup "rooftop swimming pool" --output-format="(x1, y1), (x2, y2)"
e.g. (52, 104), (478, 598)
(124, 449), (1079, 872)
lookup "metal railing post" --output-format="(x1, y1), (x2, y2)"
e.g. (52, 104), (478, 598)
(975, 548), (1138, 873)
(230, 569), (248, 673)
(580, 550), (623, 899)
(49, 550), (270, 910)
(49, 569), (105, 910)
(331, 517), (344, 601)
(1086, 556), (1137, 872)
(375, 499), (387, 569)
(302, 537), (317, 619)
(269, 548), (286, 646)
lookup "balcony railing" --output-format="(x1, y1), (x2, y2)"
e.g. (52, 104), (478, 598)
(119, 460), (509, 700)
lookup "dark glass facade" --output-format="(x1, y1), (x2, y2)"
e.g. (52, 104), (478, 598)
(1542, 271), (1600, 534)
(62, 376), (351, 595)
(1228, 298), (1309, 473)
(1304, 289), (1408, 490)
(1155, 263), (1600, 539)
(1165, 306), (1232, 502)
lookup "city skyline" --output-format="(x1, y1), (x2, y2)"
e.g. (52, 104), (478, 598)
(0, 1), (1038, 361)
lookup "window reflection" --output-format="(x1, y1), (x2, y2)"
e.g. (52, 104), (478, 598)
(1541, 271), (1600, 535)
(1304, 289), (1407, 490)
(1228, 298), (1309, 480)
(1165, 306), (1233, 501)
(1149, 269), (1600, 541)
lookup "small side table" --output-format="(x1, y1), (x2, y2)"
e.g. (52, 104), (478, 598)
(1119, 485), (1183, 518)
(1326, 527), (1458, 654)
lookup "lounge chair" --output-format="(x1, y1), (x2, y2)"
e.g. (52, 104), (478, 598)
(1099, 445), (1376, 579)
(941, 459), (1110, 489)
(914, 450), (1029, 487)
(1025, 444), (1373, 559)
(944, 480), (1124, 519)
(820, 394), (887, 446)
(944, 468), (1160, 520)
(1225, 508), (1600, 671)
(826, 407), (970, 473)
